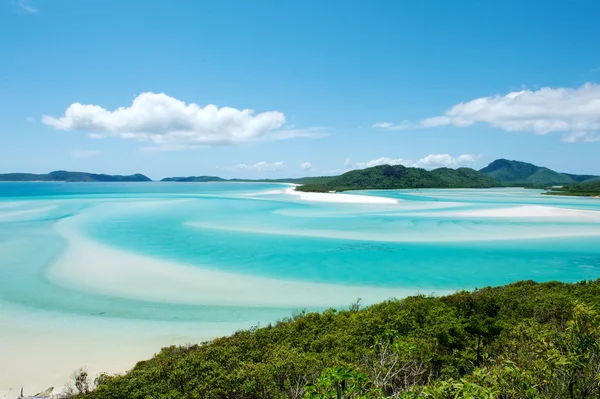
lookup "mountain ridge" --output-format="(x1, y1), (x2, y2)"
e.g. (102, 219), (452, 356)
(479, 159), (599, 186)
(0, 170), (152, 182)
(295, 164), (501, 192)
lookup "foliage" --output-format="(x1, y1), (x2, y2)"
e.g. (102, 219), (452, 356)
(0, 170), (151, 182)
(296, 165), (501, 192)
(545, 180), (600, 197)
(161, 176), (226, 182)
(479, 159), (599, 186)
(79, 280), (600, 399)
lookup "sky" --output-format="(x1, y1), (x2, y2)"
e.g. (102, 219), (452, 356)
(1, 0), (600, 179)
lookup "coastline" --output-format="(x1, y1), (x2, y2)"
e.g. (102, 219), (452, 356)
(283, 186), (399, 204)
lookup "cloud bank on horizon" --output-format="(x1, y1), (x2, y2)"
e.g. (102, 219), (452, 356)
(374, 83), (600, 143)
(43, 92), (323, 149)
(355, 154), (480, 170)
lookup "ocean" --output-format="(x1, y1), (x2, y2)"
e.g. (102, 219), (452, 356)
(1, 182), (600, 395)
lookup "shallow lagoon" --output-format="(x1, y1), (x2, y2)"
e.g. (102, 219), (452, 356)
(1, 182), (600, 394)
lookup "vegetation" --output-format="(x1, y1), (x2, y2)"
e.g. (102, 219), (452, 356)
(161, 176), (226, 182)
(74, 279), (600, 399)
(296, 165), (501, 192)
(0, 170), (151, 182)
(231, 176), (335, 185)
(545, 180), (600, 197)
(479, 159), (599, 186)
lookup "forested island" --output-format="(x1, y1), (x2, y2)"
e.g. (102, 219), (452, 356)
(479, 158), (598, 186)
(0, 171), (151, 182)
(161, 176), (226, 182)
(69, 279), (600, 398)
(545, 180), (600, 197)
(295, 165), (501, 192)
(2, 159), (598, 196)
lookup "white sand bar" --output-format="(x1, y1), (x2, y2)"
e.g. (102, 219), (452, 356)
(284, 187), (398, 204)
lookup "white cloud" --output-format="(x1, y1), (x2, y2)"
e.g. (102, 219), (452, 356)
(562, 131), (600, 143)
(355, 154), (481, 170)
(356, 157), (413, 168)
(43, 92), (322, 149)
(16, 0), (38, 13)
(300, 162), (312, 170)
(234, 161), (284, 172)
(415, 153), (481, 168)
(374, 83), (600, 143)
(371, 121), (418, 131)
(343, 157), (353, 167)
(71, 149), (102, 159)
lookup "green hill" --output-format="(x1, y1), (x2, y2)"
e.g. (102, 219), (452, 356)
(479, 159), (598, 186)
(76, 279), (600, 399)
(0, 170), (151, 182)
(161, 176), (226, 182)
(296, 165), (501, 192)
(546, 179), (600, 197)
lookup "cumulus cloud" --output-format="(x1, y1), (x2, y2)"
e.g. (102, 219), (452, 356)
(373, 83), (600, 143)
(356, 157), (413, 168)
(43, 92), (322, 149)
(415, 153), (481, 168)
(234, 161), (284, 172)
(300, 162), (312, 170)
(355, 154), (480, 170)
(71, 149), (102, 159)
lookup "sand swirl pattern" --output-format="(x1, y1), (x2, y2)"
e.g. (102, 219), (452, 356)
(1, 182), (600, 394)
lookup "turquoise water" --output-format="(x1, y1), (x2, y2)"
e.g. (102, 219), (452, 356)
(1, 182), (600, 326)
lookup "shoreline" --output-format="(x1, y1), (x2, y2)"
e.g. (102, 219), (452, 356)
(283, 186), (399, 204)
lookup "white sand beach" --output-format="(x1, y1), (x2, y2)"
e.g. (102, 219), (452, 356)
(284, 187), (399, 204)
(47, 216), (412, 308)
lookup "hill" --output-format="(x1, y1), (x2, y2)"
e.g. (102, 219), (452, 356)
(76, 279), (600, 399)
(296, 165), (501, 192)
(161, 176), (226, 182)
(0, 170), (151, 182)
(479, 159), (598, 186)
(546, 179), (600, 197)
(231, 176), (335, 185)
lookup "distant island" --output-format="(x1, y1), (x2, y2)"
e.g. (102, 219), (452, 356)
(0, 170), (151, 182)
(545, 179), (600, 197)
(161, 176), (226, 182)
(3, 159), (598, 196)
(479, 158), (599, 186)
(295, 165), (501, 192)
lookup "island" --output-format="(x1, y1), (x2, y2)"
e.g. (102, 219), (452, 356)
(295, 164), (501, 192)
(479, 158), (599, 187)
(0, 170), (152, 182)
(161, 176), (226, 182)
(545, 180), (600, 197)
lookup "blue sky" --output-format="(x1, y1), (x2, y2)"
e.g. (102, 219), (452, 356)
(1, 0), (600, 179)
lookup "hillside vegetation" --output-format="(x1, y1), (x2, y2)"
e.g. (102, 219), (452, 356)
(296, 165), (500, 192)
(75, 279), (600, 399)
(479, 159), (599, 186)
(161, 176), (226, 182)
(546, 180), (600, 197)
(0, 170), (151, 182)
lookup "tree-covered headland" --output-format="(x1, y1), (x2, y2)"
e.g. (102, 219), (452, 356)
(74, 279), (600, 399)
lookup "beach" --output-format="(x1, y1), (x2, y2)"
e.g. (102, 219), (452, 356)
(2, 184), (600, 395)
